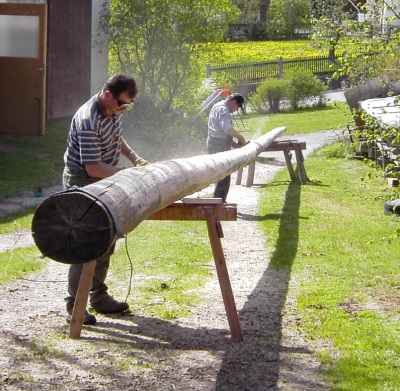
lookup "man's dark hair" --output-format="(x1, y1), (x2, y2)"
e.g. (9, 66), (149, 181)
(103, 74), (138, 99)
(228, 93), (245, 108)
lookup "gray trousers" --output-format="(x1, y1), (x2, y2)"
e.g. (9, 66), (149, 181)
(207, 137), (232, 202)
(63, 167), (112, 306)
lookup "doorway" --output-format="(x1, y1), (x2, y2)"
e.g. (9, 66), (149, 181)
(0, 3), (47, 136)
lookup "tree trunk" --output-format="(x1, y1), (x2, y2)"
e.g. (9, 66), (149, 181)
(259, 0), (271, 25)
(32, 127), (285, 264)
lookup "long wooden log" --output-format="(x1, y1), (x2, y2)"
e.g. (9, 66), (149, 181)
(32, 127), (285, 264)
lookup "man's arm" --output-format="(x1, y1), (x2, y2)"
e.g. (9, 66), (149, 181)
(86, 137), (148, 177)
(78, 127), (121, 179)
(120, 136), (148, 166)
(85, 162), (121, 179)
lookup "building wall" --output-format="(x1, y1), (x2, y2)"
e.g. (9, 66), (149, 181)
(47, 0), (92, 119)
(91, 0), (109, 95)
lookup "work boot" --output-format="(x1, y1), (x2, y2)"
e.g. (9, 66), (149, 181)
(66, 302), (97, 326)
(91, 295), (129, 314)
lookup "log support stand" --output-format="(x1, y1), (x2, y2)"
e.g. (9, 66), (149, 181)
(236, 140), (309, 186)
(69, 199), (242, 342)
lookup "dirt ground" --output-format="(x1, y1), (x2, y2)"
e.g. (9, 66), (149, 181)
(0, 131), (338, 391)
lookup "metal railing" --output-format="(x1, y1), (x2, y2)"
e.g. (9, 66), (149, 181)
(206, 55), (339, 81)
(206, 52), (378, 83)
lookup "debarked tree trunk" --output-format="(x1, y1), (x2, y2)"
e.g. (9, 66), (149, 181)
(32, 127), (285, 264)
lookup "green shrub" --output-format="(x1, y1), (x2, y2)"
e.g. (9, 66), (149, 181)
(320, 142), (353, 158)
(266, 0), (311, 39)
(287, 71), (326, 110)
(249, 78), (289, 113)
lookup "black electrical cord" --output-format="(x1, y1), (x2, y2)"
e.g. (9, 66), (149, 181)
(124, 234), (134, 304)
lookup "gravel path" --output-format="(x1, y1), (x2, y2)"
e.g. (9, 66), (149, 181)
(0, 131), (338, 391)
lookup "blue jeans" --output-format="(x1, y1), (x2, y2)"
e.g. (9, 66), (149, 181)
(207, 137), (232, 202)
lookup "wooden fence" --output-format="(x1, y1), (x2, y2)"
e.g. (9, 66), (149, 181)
(206, 55), (340, 82)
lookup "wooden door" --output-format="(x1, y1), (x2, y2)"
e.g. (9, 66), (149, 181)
(0, 4), (47, 136)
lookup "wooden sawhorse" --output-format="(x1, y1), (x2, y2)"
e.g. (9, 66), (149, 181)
(236, 140), (309, 187)
(69, 198), (243, 342)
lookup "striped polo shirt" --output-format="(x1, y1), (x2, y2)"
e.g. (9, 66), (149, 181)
(64, 94), (123, 172)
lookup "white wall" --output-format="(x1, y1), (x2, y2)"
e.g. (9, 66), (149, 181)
(91, 0), (109, 95)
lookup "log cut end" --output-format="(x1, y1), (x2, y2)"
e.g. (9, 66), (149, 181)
(32, 190), (116, 264)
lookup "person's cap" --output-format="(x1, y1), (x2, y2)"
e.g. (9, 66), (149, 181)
(228, 93), (245, 109)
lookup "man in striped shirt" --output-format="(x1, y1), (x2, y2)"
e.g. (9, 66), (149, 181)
(63, 74), (147, 325)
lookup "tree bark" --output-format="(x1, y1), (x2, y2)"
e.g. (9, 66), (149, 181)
(32, 127), (285, 264)
(259, 0), (271, 25)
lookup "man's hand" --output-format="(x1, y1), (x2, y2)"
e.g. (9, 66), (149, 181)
(135, 157), (149, 166)
(237, 135), (247, 146)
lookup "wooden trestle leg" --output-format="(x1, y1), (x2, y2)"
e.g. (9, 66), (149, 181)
(294, 147), (309, 184)
(69, 260), (96, 338)
(207, 215), (242, 342)
(283, 150), (296, 181)
(246, 161), (256, 187)
(236, 167), (243, 185)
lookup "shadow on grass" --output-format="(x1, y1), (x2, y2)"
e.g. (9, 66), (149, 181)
(238, 212), (282, 222)
(0, 208), (34, 227)
(2, 330), (143, 388)
(255, 156), (286, 166)
(238, 210), (309, 222)
(213, 181), (315, 390)
(252, 177), (330, 189)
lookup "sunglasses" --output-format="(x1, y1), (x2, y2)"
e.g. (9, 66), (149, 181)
(114, 96), (134, 107)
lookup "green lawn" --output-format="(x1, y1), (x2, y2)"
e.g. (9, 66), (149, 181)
(0, 246), (45, 285)
(109, 220), (212, 319)
(259, 145), (400, 390)
(0, 118), (69, 199)
(0, 210), (45, 284)
(0, 209), (34, 235)
(244, 103), (351, 136)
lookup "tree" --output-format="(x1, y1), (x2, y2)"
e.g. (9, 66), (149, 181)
(259, 0), (271, 25)
(101, 0), (239, 112)
(266, 0), (311, 39)
(232, 0), (259, 23)
(311, 0), (370, 63)
(310, 0), (357, 19)
(311, 0), (400, 84)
